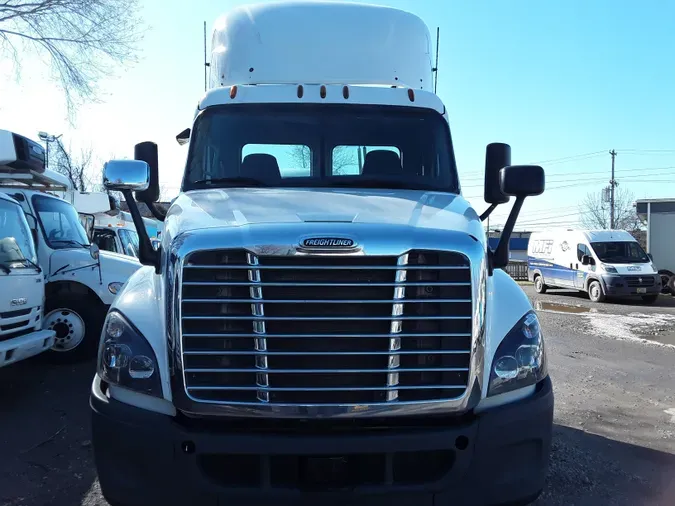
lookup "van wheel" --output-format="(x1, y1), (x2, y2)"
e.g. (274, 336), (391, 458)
(43, 297), (105, 363)
(534, 275), (547, 294)
(658, 270), (673, 294)
(588, 280), (605, 303)
(641, 294), (659, 304)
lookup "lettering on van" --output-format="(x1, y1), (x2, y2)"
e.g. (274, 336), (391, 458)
(301, 237), (356, 248)
(530, 239), (554, 256)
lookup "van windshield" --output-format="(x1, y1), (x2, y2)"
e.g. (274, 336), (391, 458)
(0, 199), (38, 268)
(590, 241), (650, 264)
(183, 104), (458, 193)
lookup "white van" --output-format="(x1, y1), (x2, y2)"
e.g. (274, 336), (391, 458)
(528, 229), (661, 303)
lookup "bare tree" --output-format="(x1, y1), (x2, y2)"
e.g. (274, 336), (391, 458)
(0, 0), (142, 114)
(52, 140), (94, 191)
(288, 145), (357, 175)
(580, 186), (641, 232)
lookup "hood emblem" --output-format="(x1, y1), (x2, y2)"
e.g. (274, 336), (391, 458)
(10, 298), (27, 306)
(301, 237), (356, 249)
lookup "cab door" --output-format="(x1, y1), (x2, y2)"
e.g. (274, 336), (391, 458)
(574, 243), (592, 289)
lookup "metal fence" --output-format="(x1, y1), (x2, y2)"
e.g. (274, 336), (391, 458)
(505, 261), (529, 281)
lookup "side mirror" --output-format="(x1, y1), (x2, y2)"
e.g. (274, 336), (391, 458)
(176, 128), (191, 146)
(581, 255), (591, 266)
(89, 243), (100, 261)
(103, 160), (150, 192)
(484, 143), (511, 205)
(648, 253), (653, 261)
(499, 165), (545, 197)
(134, 142), (160, 203)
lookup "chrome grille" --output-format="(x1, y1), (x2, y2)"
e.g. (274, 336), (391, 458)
(180, 250), (472, 405)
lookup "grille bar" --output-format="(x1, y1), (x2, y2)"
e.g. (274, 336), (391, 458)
(185, 265), (470, 271)
(183, 281), (471, 287)
(183, 315), (471, 321)
(188, 385), (467, 391)
(185, 367), (470, 373)
(387, 254), (407, 401)
(183, 333), (472, 338)
(183, 298), (471, 304)
(183, 350), (471, 356)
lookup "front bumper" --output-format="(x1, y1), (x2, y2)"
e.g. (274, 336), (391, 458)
(0, 329), (55, 367)
(91, 376), (553, 506)
(601, 274), (661, 296)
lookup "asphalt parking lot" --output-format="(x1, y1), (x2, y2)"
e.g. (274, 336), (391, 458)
(1, 286), (674, 506)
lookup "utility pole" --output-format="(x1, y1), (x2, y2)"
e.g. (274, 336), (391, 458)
(609, 149), (617, 229)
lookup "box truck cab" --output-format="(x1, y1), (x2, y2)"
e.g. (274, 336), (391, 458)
(528, 229), (660, 303)
(0, 190), (56, 367)
(0, 129), (142, 362)
(90, 3), (553, 506)
(92, 212), (141, 258)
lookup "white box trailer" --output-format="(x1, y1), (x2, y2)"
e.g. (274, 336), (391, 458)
(637, 198), (675, 293)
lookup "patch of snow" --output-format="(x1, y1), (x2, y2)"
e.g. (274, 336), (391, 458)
(583, 312), (675, 350)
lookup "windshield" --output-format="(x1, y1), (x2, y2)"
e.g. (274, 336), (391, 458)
(183, 104), (458, 192)
(32, 195), (90, 250)
(0, 199), (38, 268)
(118, 228), (139, 258)
(590, 241), (650, 264)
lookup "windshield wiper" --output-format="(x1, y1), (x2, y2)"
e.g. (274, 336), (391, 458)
(13, 258), (41, 272)
(190, 177), (268, 188)
(51, 239), (89, 249)
(0, 263), (11, 274)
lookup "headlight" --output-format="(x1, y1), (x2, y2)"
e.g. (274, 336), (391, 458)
(602, 264), (618, 274)
(98, 311), (162, 397)
(488, 311), (547, 397)
(108, 282), (124, 294)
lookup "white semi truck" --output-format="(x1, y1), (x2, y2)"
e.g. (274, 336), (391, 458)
(0, 130), (141, 362)
(91, 3), (553, 505)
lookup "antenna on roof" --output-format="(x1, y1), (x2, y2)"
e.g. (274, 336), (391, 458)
(203, 21), (210, 92)
(433, 27), (440, 94)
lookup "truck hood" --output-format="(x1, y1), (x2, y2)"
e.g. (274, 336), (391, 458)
(166, 188), (483, 238)
(48, 248), (140, 280)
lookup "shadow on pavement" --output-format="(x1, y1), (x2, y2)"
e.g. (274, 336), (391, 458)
(537, 424), (675, 506)
(0, 358), (100, 506)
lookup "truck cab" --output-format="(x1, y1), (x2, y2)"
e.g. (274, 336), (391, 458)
(0, 191), (55, 367)
(90, 3), (553, 506)
(0, 130), (142, 362)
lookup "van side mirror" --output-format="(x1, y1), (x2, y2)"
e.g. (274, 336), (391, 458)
(134, 141), (160, 203)
(484, 143), (511, 205)
(648, 253), (653, 261)
(581, 255), (592, 266)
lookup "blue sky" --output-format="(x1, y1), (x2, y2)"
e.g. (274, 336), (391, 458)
(1, 0), (674, 231)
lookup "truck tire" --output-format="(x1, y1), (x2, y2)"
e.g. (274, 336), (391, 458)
(588, 280), (605, 303)
(658, 269), (673, 294)
(534, 275), (547, 294)
(641, 294), (659, 304)
(43, 296), (105, 363)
